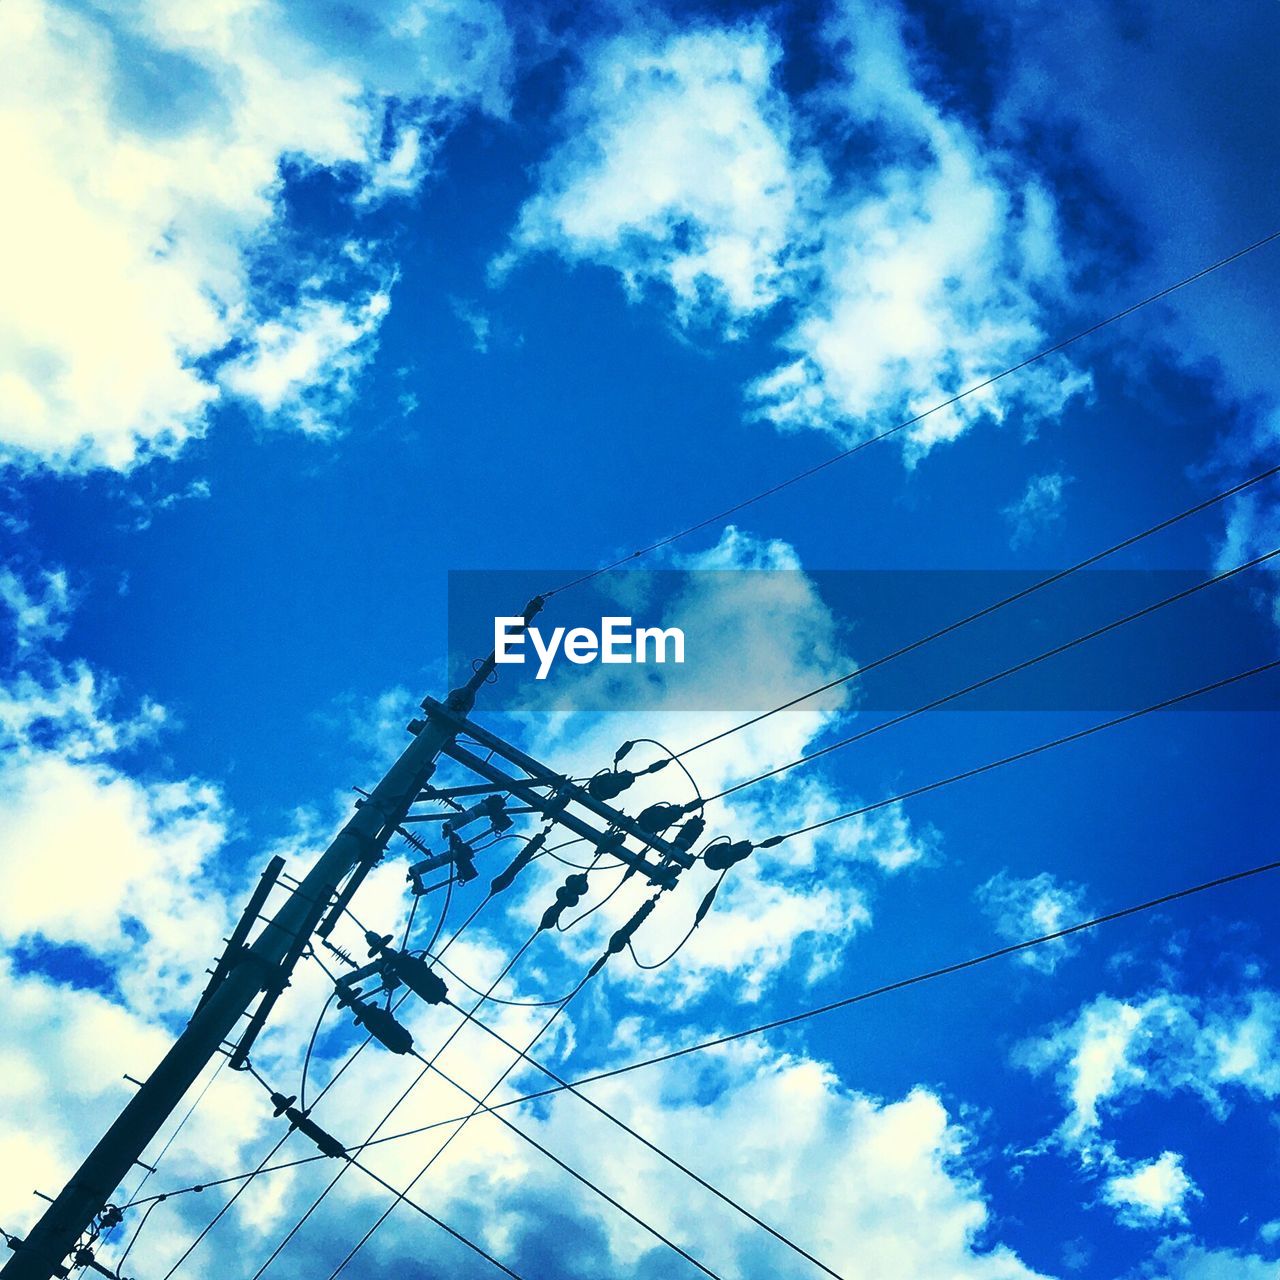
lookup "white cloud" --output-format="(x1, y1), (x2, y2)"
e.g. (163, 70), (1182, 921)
(501, 3), (1090, 461)
(0, 0), (510, 472)
(0, 566), (72, 651)
(1015, 982), (1280, 1225)
(1003, 473), (1072, 550)
(222, 288), (392, 435)
(748, 3), (1089, 460)
(1103, 1151), (1198, 1228)
(1018, 987), (1280, 1144)
(216, 1038), (1049, 1280)
(1134, 1238), (1280, 1280)
(497, 24), (815, 326)
(975, 869), (1089, 973)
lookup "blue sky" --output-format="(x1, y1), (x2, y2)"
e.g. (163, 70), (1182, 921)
(2, 2), (1279, 1278)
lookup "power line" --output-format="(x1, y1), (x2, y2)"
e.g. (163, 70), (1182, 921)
(163, 881), (508, 1277)
(673, 462), (1280, 761)
(703, 546), (1279, 806)
(324, 967), (593, 1279)
(132, 852), (1280, 1208)
(544, 230), (1280, 599)
(344, 1157), (529, 1280)
(451, 998), (847, 1280)
(764, 656), (1279, 846)
(406, 1049), (725, 1280)
(253, 918), (550, 1279)
(327, 883), (673, 1277)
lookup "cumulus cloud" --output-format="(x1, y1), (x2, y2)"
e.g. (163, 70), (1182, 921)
(501, 3), (1090, 461)
(1003, 473), (1072, 549)
(0, 627), (232, 1017)
(1014, 981), (1280, 1225)
(975, 869), (1089, 972)
(1102, 1151), (1198, 1228)
(198, 1039), (1049, 1280)
(497, 24), (816, 326)
(0, 0), (511, 472)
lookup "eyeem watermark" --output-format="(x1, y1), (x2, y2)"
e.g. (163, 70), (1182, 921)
(494, 616), (686, 680)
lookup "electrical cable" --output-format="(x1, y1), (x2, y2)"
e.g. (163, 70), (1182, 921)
(252, 922), (548, 1280)
(672, 463), (1280, 761)
(543, 229), (1280, 599)
(165, 874), (510, 1277)
(323, 946), (609, 1279)
(325, 853), (679, 1276)
(299, 992), (338, 1112)
(556, 861), (632, 931)
(426, 956), (573, 1008)
(766, 656), (1280, 846)
(344, 1157), (530, 1280)
(135, 853), (1280, 1215)
(110, 1195), (164, 1275)
(451, 997), (846, 1280)
(629, 737), (704, 810)
(629, 869), (729, 971)
(403, 1047), (725, 1280)
(702, 546), (1280, 806)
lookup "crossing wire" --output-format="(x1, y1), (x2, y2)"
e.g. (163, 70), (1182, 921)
(253, 913), (554, 1280)
(543, 229), (1280, 599)
(700, 545), (1279, 806)
(129, 852), (1280, 1211)
(163, 873), (507, 1278)
(344, 1156), (530, 1280)
(449, 996), (847, 1280)
(404, 1046), (726, 1280)
(323, 965), (597, 1279)
(673, 461), (1280, 762)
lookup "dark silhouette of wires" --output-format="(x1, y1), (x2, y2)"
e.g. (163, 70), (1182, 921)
(701, 545), (1279, 808)
(134, 853), (1280, 1219)
(672, 463), (1280, 762)
(764, 656), (1279, 846)
(449, 998), (847, 1280)
(544, 230), (1280, 599)
(400, 1045), (726, 1280)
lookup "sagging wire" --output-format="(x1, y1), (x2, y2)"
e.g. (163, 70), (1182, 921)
(629, 866), (730, 970)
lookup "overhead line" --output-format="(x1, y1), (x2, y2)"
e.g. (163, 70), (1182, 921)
(674, 462), (1280, 761)
(451, 999), (847, 1280)
(250, 919), (544, 1280)
(345, 1157), (530, 1280)
(545, 230), (1280, 598)
(703, 546), (1280, 805)
(766, 656), (1280, 845)
(407, 1050), (725, 1280)
(134, 853), (1280, 1205)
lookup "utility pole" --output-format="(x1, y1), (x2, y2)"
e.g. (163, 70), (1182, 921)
(0, 600), (545, 1280)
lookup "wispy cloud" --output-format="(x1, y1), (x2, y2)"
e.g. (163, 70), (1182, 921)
(1003, 472), (1072, 549)
(0, 0), (511, 473)
(975, 868), (1089, 972)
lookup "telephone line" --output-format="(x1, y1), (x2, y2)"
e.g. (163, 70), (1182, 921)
(674, 462), (1280, 761)
(703, 546), (1279, 806)
(545, 230), (1280, 599)
(130, 853), (1280, 1210)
